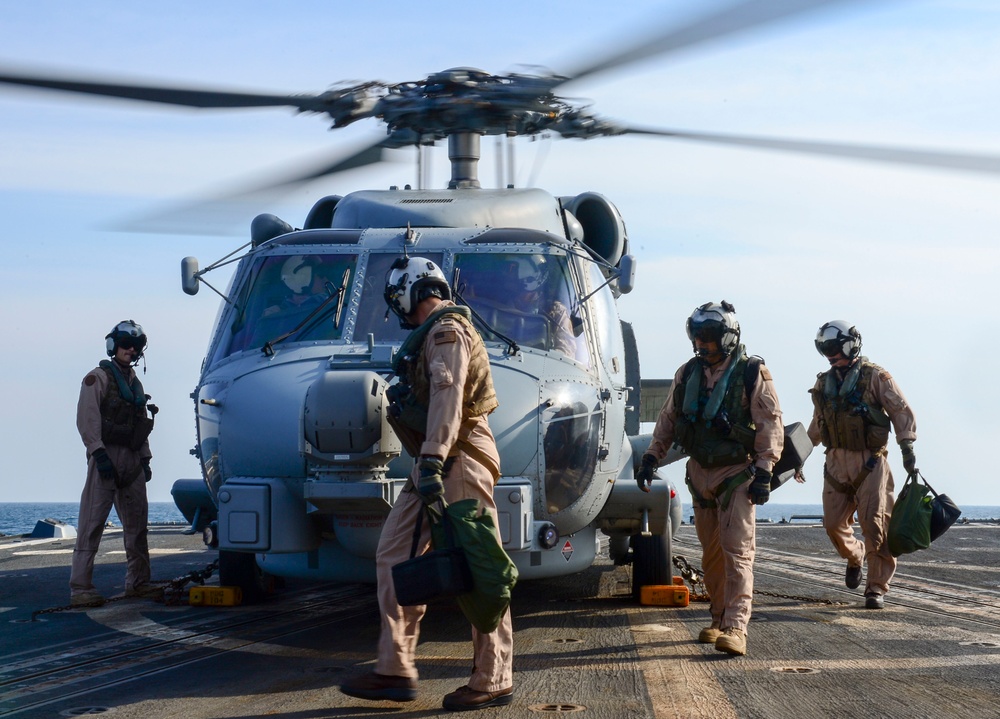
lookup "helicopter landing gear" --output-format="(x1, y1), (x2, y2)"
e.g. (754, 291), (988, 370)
(218, 549), (277, 604)
(630, 530), (672, 602)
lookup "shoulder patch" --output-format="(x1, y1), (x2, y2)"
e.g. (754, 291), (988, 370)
(759, 366), (772, 382)
(84, 375), (97, 386)
(434, 329), (458, 345)
(879, 370), (893, 381)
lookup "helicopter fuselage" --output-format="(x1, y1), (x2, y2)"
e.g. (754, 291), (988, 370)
(180, 185), (679, 585)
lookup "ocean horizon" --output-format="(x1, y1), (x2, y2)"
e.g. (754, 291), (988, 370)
(2, 501), (998, 538)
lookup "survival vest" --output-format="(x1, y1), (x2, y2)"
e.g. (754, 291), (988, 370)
(810, 359), (890, 451)
(98, 360), (155, 451)
(672, 350), (760, 469)
(387, 305), (498, 457)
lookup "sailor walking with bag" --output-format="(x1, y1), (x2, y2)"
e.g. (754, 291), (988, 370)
(809, 321), (918, 609)
(340, 256), (514, 712)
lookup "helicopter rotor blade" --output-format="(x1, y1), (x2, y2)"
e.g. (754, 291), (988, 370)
(252, 140), (391, 187)
(112, 139), (395, 236)
(622, 126), (1000, 177)
(0, 69), (321, 110)
(561, 0), (870, 85)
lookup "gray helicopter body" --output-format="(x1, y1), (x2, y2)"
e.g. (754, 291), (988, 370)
(180, 183), (681, 591)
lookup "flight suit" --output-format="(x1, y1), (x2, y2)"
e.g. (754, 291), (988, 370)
(70, 364), (153, 598)
(646, 353), (783, 635)
(375, 301), (513, 693)
(808, 361), (916, 598)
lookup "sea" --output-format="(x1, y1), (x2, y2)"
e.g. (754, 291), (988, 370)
(1, 502), (998, 538)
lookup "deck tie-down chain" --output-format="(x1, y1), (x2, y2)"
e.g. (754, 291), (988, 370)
(672, 555), (710, 602)
(672, 555), (845, 606)
(28, 558), (220, 620)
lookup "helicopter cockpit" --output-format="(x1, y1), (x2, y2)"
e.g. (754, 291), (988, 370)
(212, 244), (589, 366)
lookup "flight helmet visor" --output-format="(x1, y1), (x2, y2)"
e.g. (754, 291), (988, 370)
(685, 301), (740, 357)
(815, 320), (861, 360)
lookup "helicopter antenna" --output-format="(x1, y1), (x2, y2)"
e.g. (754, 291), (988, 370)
(506, 134), (516, 188)
(526, 135), (552, 189)
(494, 138), (503, 189)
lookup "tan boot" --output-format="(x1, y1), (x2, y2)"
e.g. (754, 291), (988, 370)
(70, 591), (105, 607)
(698, 624), (722, 644)
(715, 627), (747, 656)
(125, 583), (164, 600)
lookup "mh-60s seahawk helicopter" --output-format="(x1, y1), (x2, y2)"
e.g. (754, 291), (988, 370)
(4, 0), (997, 602)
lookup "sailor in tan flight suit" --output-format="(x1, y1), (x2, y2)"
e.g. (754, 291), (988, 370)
(637, 301), (783, 656)
(70, 321), (159, 606)
(809, 321), (917, 609)
(340, 257), (513, 711)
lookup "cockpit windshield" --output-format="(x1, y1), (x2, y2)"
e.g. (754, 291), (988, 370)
(219, 253), (358, 357)
(211, 249), (588, 363)
(454, 252), (588, 364)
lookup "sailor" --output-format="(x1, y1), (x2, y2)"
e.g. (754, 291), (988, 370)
(70, 321), (160, 606)
(340, 257), (513, 711)
(809, 320), (917, 609)
(637, 301), (783, 656)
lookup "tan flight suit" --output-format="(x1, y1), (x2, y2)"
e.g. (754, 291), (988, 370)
(547, 300), (576, 357)
(808, 361), (916, 598)
(375, 301), (513, 693)
(70, 363), (153, 598)
(646, 354), (784, 634)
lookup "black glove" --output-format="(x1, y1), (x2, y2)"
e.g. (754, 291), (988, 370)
(636, 453), (657, 493)
(142, 459), (152, 483)
(900, 440), (917, 475)
(417, 456), (445, 505)
(749, 467), (772, 505)
(92, 448), (117, 482)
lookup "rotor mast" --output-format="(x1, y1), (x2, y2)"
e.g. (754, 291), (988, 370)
(448, 132), (481, 189)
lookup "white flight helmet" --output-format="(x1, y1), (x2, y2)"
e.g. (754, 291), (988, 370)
(384, 256), (451, 328)
(105, 320), (147, 363)
(280, 256), (313, 294)
(686, 301), (740, 357)
(510, 255), (546, 293)
(815, 320), (862, 360)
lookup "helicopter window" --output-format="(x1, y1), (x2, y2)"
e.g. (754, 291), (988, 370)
(542, 396), (602, 514)
(586, 263), (626, 382)
(219, 253), (358, 356)
(354, 253), (445, 343)
(453, 252), (589, 364)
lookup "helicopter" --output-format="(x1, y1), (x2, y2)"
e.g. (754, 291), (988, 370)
(3, 0), (998, 602)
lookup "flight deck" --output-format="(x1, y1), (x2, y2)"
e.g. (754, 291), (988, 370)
(2, 522), (998, 718)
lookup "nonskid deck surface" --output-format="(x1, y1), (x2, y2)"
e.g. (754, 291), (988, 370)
(1, 523), (998, 718)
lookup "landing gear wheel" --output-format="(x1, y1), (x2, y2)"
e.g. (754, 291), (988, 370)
(202, 521), (218, 549)
(218, 550), (275, 604)
(631, 530), (672, 602)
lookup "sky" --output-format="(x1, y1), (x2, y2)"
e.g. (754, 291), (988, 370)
(1, 0), (999, 510)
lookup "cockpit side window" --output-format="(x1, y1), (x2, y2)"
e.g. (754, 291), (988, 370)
(454, 252), (589, 364)
(585, 262), (626, 383)
(217, 253), (358, 358)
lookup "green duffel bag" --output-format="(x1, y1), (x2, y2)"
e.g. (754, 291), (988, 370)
(887, 472), (933, 557)
(430, 498), (518, 634)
